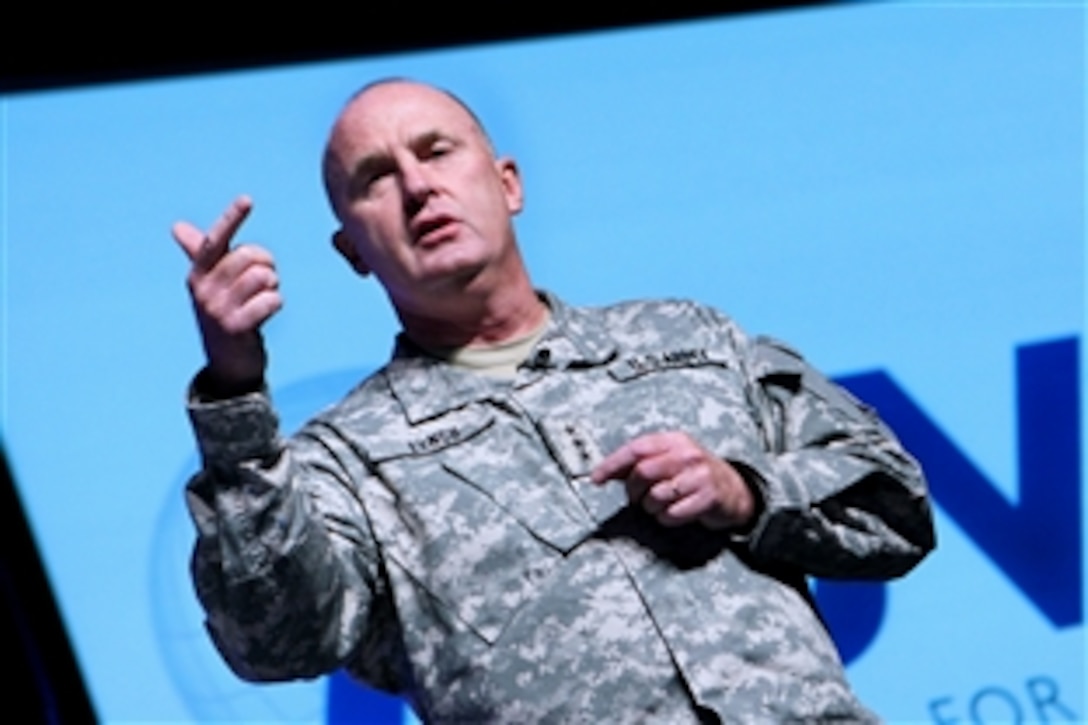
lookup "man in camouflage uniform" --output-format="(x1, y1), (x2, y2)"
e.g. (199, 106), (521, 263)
(175, 79), (935, 723)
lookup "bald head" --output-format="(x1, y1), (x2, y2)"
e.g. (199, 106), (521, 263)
(322, 80), (495, 214)
(346, 79), (494, 147)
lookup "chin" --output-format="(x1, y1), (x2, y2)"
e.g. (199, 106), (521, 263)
(412, 259), (487, 294)
(419, 246), (492, 279)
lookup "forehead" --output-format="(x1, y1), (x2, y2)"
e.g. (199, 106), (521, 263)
(329, 83), (484, 157)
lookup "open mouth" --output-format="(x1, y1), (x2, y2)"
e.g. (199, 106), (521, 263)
(414, 216), (459, 247)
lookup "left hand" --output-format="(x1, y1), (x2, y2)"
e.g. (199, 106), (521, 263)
(590, 432), (758, 530)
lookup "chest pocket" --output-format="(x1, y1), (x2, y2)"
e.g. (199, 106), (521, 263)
(359, 410), (595, 644)
(588, 346), (764, 460)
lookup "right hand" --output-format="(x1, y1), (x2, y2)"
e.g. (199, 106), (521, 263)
(173, 195), (283, 390)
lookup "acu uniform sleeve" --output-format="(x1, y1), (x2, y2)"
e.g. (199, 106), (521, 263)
(185, 388), (402, 690)
(721, 325), (936, 580)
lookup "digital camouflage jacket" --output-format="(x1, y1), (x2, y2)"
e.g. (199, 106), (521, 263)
(186, 293), (935, 723)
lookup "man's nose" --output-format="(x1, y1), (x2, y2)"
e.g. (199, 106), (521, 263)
(400, 159), (434, 209)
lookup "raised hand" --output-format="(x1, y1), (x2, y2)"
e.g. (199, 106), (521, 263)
(173, 196), (282, 392)
(590, 432), (758, 530)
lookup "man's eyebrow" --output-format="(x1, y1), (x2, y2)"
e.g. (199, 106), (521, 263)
(345, 143), (398, 177)
(344, 152), (393, 199)
(350, 153), (387, 180)
(409, 128), (457, 151)
(349, 130), (452, 174)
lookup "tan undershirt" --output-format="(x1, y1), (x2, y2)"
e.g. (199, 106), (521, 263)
(421, 311), (551, 380)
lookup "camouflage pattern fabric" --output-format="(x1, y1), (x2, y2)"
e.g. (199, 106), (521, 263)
(186, 293), (934, 723)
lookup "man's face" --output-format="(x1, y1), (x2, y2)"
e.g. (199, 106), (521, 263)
(325, 82), (523, 314)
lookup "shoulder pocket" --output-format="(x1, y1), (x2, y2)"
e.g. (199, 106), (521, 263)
(750, 335), (879, 426)
(749, 336), (805, 390)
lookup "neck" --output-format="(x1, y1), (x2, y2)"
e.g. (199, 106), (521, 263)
(395, 271), (547, 349)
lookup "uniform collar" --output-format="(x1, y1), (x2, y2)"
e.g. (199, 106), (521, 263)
(384, 290), (617, 424)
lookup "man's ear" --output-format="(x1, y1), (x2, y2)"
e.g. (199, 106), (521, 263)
(496, 157), (524, 215)
(332, 229), (370, 277)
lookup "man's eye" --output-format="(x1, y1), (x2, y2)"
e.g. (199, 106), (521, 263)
(367, 168), (392, 185)
(428, 141), (454, 158)
(365, 165), (398, 188)
(349, 168), (390, 199)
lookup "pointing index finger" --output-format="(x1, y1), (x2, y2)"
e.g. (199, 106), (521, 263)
(591, 445), (633, 484)
(195, 195), (253, 270)
(590, 433), (673, 484)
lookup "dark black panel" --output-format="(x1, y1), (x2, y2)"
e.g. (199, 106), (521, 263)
(2, 3), (841, 93)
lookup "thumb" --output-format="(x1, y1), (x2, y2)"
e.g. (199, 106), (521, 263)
(171, 220), (205, 263)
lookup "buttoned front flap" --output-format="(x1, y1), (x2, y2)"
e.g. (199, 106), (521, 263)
(359, 407), (596, 644)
